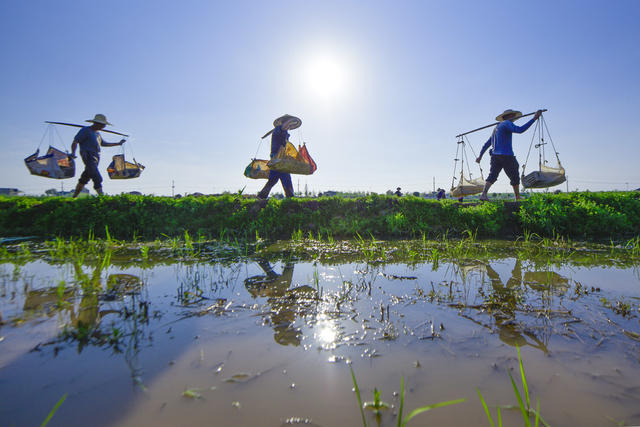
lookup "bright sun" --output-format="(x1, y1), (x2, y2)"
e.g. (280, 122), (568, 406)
(305, 54), (348, 100)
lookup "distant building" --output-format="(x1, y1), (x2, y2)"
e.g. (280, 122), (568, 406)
(0, 188), (21, 196)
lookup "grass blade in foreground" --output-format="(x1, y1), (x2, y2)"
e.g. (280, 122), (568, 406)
(517, 346), (530, 410)
(397, 376), (405, 427)
(509, 372), (531, 427)
(41, 393), (67, 427)
(476, 388), (496, 427)
(350, 366), (368, 427)
(401, 398), (466, 427)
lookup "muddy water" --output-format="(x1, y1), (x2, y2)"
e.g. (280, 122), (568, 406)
(1, 241), (640, 426)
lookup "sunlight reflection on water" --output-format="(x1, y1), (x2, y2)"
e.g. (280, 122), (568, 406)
(1, 240), (640, 426)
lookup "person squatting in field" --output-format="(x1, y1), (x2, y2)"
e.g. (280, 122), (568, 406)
(475, 109), (543, 201)
(71, 114), (125, 197)
(257, 115), (296, 199)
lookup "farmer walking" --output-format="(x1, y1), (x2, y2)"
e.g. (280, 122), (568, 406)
(71, 114), (125, 197)
(257, 115), (297, 199)
(475, 109), (542, 201)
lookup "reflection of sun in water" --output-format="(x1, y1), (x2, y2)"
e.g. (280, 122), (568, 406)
(318, 325), (336, 344)
(315, 316), (338, 349)
(305, 54), (348, 100)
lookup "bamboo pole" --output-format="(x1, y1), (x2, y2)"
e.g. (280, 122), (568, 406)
(455, 109), (547, 138)
(45, 121), (130, 137)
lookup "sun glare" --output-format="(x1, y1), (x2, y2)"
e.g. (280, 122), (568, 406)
(315, 316), (338, 349)
(305, 54), (348, 100)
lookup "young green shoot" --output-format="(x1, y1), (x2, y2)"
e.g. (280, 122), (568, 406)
(41, 393), (67, 427)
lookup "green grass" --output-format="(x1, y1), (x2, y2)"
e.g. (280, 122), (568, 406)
(350, 367), (464, 426)
(2, 192), (639, 241)
(350, 346), (546, 426)
(41, 393), (67, 427)
(477, 346), (549, 427)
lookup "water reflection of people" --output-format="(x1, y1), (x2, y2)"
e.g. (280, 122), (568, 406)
(22, 265), (140, 334)
(70, 263), (143, 330)
(22, 263), (148, 389)
(483, 260), (549, 353)
(244, 261), (316, 347)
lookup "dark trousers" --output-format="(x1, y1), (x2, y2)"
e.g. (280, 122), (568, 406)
(258, 171), (294, 198)
(78, 152), (103, 190)
(486, 155), (520, 186)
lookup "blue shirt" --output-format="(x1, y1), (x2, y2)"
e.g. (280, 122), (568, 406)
(74, 126), (103, 155)
(479, 118), (536, 157)
(270, 125), (289, 158)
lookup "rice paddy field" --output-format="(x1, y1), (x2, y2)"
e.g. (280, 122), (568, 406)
(1, 193), (640, 426)
(1, 229), (640, 426)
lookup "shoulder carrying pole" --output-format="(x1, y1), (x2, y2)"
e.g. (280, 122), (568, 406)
(45, 121), (130, 137)
(455, 109), (547, 138)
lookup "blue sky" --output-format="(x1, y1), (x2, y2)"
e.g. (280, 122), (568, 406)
(1, 0), (639, 196)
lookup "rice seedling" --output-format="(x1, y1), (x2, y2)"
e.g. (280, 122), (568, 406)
(477, 346), (549, 427)
(350, 368), (464, 427)
(312, 268), (323, 297)
(364, 387), (389, 426)
(99, 250), (112, 271)
(429, 248), (440, 270)
(350, 367), (368, 427)
(183, 230), (201, 256)
(41, 393), (67, 427)
(355, 232), (378, 261)
(327, 231), (335, 244)
(140, 245), (149, 260)
(396, 376), (464, 427)
(291, 228), (303, 242)
(56, 280), (69, 308)
(625, 236), (640, 257)
(477, 388), (501, 427)
(219, 227), (228, 243)
(184, 230), (194, 251)
(104, 225), (123, 247)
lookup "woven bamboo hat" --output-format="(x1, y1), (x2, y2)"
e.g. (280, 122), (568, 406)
(496, 109), (522, 122)
(262, 114), (302, 139)
(86, 113), (112, 126)
(273, 114), (302, 130)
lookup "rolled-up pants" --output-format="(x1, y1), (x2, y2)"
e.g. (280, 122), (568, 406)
(486, 155), (520, 186)
(78, 152), (102, 191)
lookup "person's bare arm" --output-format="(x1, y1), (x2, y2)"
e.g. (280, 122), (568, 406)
(101, 138), (126, 147)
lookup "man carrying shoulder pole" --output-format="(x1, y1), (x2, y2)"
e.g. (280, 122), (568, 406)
(475, 108), (543, 201)
(71, 114), (125, 198)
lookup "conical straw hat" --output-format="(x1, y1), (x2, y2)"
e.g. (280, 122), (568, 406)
(495, 109), (522, 122)
(86, 113), (112, 126)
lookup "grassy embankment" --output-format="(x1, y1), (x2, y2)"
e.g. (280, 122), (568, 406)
(1, 192), (639, 241)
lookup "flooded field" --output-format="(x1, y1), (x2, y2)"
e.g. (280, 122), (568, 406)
(1, 237), (640, 426)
